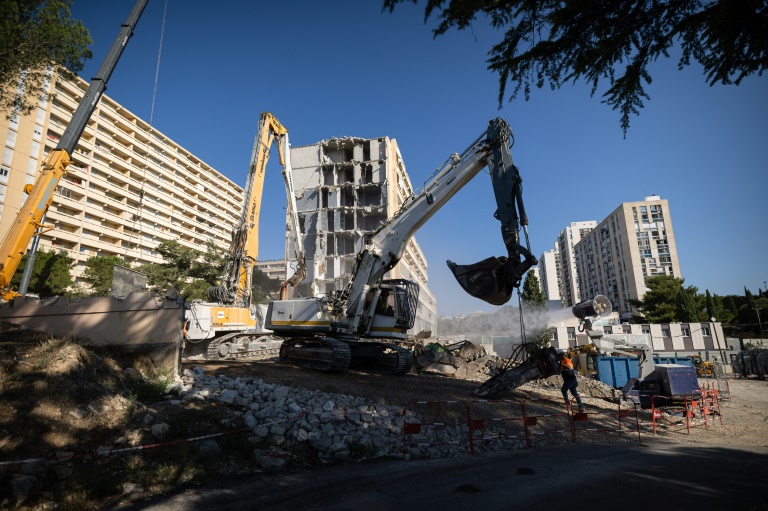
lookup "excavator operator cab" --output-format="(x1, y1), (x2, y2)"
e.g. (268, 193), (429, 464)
(368, 279), (420, 338)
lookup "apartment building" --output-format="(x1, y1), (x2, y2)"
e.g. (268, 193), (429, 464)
(573, 196), (682, 321)
(556, 220), (596, 307)
(0, 69), (243, 287)
(253, 259), (287, 283)
(287, 136), (437, 336)
(537, 243), (562, 303)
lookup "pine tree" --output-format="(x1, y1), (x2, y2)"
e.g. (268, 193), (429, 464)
(521, 272), (546, 309)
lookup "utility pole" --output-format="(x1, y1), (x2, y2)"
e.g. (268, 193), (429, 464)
(754, 307), (764, 340)
(711, 317), (728, 375)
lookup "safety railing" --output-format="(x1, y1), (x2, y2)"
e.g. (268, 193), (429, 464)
(646, 395), (697, 435)
(467, 399), (529, 453)
(697, 387), (723, 428)
(569, 397), (642, 444)
(701, 378), (731, 403)
(401, 400), (471, 458)
(522, 397), (575, 445)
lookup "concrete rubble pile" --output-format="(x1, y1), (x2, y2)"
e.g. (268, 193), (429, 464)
(411, 338), (506, 381)
(174, 367), (511, 467)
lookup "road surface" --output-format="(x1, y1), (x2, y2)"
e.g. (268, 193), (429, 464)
(116, 441), (767, 511)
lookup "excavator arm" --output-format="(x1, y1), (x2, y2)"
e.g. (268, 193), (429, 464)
(209, 112), (306, 308)
(334, 118), (536, 335)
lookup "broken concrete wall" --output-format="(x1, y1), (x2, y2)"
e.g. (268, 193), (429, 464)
(0, 291), (183, 376)
(289, 137), (391, 298)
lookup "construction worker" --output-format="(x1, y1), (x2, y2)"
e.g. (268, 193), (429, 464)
(559, 351), (585, 412)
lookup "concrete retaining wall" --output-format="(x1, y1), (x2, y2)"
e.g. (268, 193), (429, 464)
(0, 291), (184, 376)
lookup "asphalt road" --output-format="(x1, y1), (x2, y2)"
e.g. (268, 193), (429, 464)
(118, 442), (768, 511)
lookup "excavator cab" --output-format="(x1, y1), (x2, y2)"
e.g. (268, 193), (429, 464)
(368, 279), (419, 339)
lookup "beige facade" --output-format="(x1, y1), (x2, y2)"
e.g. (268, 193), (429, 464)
(573, 196), (681, 320)
(288, 136), (437, 336)
(0, 70), (243, 288)
(537, 242), (562, 303)
(254, 259), (288, 282)
(556, 221), (596, 307)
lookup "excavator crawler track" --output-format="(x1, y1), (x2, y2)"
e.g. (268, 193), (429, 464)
(206, 333), (282, 361)
(278, 337), (352, 371)
(348, 342), (413, 375)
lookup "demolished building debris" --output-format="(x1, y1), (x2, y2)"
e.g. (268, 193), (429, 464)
(288, 136), (436, 336)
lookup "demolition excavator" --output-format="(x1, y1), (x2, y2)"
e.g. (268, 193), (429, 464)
(183, 112), (307, 358)
(476, 295), (699, 403)
(267, 117), (537, 373)
(476, 296), (624, 398)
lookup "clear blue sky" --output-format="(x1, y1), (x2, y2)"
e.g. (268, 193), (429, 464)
(70, 0), (768, 316)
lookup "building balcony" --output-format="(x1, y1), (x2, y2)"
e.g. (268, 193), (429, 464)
(47, 208), (81, 228)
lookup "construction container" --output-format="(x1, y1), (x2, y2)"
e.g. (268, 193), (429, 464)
(595, 356), (693, 389)
(648, 364), (700, 396)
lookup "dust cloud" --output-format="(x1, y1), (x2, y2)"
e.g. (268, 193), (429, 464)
(437, 304), (575, 358)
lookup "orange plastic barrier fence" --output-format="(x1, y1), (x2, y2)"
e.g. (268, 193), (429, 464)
(520, 397), (575, 445)
(569, 397), (642, 444)
(401, 400), (471, 457)
(467, 399), (529, 452)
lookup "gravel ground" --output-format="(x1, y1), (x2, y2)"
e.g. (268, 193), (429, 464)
(192, 357), (768, 449)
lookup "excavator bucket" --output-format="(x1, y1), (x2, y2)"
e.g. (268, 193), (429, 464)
(447, 257), (516, 306)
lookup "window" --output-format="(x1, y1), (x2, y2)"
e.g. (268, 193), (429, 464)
(661, 325), (671, 337)
(5, 130), (17, 149)
(35, 107), (46, 125)
(681, 324), (691, 337)
(603, 326), (613, 334)
(641, 325), (650, 335)
(701, 324), (711, 336)
(623, 324), (632, 334)
(567, 327), (575, 340)
(550, 329), (558, 342)
(2, 147), (12, 166)
(27, 157), (38, 175)
(29, 141), (41, 158)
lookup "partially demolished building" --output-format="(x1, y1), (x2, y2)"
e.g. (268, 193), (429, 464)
(288, 136), (436, 336)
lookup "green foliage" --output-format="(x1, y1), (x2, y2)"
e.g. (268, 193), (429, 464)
(252, 268), (281, 304)
(140, 262), (179, 293)
(141, 240), (201, 293)
(179, 279), (211, 301)
(629, 275), (685, 323)
(81, 255), (126, 296)
(524, 328), (552, 356)
(155, 240), (196, 273)
(138, 240), (227, 300)
(521, 271), (546, 308)
(10, 249), (72, 296)
(190, 240), (225, 284)
(705, 290), (715, 320)
(383, 0), (768, 134)
(0, 0), (92, 116)
(676, 285), (703, 322)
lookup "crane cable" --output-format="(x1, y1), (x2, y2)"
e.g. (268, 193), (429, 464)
(124, 0), (168, 261)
